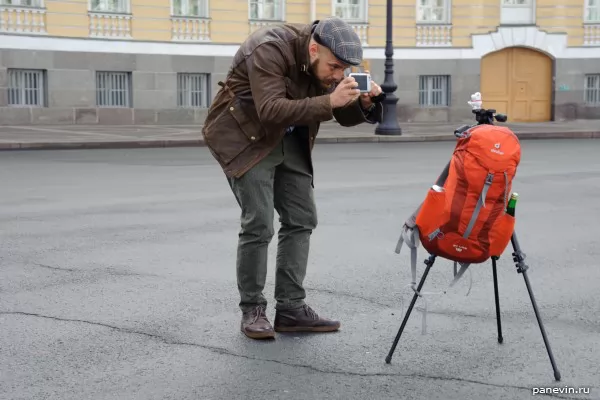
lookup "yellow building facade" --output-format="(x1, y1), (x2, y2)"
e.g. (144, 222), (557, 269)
(2, 0), (598, 46)
(1, 0), (600, 124)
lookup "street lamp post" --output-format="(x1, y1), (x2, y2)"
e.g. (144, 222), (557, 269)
(375, 0), (402, 135)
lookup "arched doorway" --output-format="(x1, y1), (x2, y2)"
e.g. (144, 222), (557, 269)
(480, 47), (553, 122)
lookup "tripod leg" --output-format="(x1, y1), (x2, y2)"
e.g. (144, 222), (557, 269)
(511, 232), (561, 381)
(386, 254), (436, 364)
(491, 256), (503, 344)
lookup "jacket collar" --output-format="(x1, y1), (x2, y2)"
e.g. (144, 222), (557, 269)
(296, 21), (318, 77)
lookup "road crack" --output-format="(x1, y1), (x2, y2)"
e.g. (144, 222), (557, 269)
(34, 263), (77, 272)
(1, 311), (583, 400)
(304, 286), (391, 308)
(30, 263), (160, 278)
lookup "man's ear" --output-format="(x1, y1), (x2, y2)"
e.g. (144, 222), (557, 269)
(308, 41), (319, 58)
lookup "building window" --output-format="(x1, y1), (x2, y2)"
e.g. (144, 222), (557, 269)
(334, 0), (366, 22)
(7, 69), (46, 107)
(417, 0), (450, 23)
(172, 0), (208, 17)
(96, 71), (131, 107)
(419, 75), (450, 107)
(177, 73), (210, 108)
(249, 0), (283, 20)
(584, 74), (600, 106)
(89, 0), (129, 13)
(0, 0), (44, 6)
(502, 0), (529, 5)
(585, 0), (600, 22)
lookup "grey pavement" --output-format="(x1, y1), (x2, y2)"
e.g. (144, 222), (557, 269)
(0, 119), (600, 150)
(1, 140), (599, 400)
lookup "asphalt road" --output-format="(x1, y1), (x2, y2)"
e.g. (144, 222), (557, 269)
(1, 140), (599, 400)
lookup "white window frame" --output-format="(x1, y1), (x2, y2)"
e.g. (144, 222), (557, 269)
(7, 68), (46, 107)
(584, 74), (600, 106)
(502, 0), (531, 6)
(419, 75), (450, 107)
(0, 0), (45, 7)
(416, 0), (451, 24)
(332, 0), (368, 23)
(171, 0), (208, 17)
(96, 71), (131, 108)
(89, 0), (130, 13)
(177, 73), (211, 108)
(585, 0), (600, 22)
(248, 0), (284, 21)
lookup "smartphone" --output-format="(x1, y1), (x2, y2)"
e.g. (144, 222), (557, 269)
(348, 73), (371, 93)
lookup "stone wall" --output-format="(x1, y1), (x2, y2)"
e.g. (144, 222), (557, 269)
(0, 48), (230, 125)
(1, 48), (598, 125)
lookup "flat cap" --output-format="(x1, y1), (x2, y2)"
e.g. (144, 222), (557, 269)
(312, 17), (363, 66)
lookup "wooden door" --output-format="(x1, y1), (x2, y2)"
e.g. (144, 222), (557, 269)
(480, 47), (552, 122)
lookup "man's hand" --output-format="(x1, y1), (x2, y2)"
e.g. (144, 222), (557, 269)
(359, 70), (383, 110)
(329, 77), (361, 108)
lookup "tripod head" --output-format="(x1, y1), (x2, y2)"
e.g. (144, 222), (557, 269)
(454, 92), (508, 137)
(473, 108), (508, 125)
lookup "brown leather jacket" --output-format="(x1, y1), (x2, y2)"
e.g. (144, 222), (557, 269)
(201, 21), (383, 179)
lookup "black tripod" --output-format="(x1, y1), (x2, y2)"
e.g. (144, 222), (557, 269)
(385, 108), (561, 382)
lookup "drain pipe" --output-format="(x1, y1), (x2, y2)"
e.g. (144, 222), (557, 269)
(310, 0), (316, 21)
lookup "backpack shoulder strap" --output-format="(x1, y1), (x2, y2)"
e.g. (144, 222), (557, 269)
(463, 172), (494, 239)
(395, 222), (421, 293)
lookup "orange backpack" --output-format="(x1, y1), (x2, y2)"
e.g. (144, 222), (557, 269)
(397, 123), (521, 288)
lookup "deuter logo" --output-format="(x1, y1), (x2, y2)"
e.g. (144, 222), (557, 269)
(491, 142), (504, 155)
(453, 244), (468, 253)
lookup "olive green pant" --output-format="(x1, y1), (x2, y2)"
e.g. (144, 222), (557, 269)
(227, 132), (317, 312)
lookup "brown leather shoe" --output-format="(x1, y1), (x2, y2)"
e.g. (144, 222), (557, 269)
(274, 304), (340, 332)
(240, 305), (275, 339)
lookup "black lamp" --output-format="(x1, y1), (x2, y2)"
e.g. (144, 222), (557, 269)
(375, 0), (402, 135)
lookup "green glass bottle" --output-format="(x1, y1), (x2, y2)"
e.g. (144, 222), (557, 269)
(506, 193), (519, 217)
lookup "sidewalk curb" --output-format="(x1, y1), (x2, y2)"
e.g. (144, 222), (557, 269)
(316, 130), (600, 143)
(1, 131), (598, 151)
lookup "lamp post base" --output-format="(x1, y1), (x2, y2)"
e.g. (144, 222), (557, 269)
(375, 92), (402, 135)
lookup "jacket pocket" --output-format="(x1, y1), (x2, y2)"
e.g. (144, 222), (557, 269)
(203, 96), (266, 165)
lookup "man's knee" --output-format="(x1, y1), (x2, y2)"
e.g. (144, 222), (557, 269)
(241, 211), (275, 243)
(279, 196), (318, 232)
(303, 204), (318, 231)
(228, 168), (277, 243)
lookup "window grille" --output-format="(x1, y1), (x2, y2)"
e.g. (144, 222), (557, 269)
(8, 69), (45, 107)
(177, 73), (210, 108)
(584, 74), (600, 106)
(419, 75), (450, 107)
(96, 71), (131, 107)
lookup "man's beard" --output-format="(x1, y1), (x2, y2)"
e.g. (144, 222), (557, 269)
(310, 58), (336, 90)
